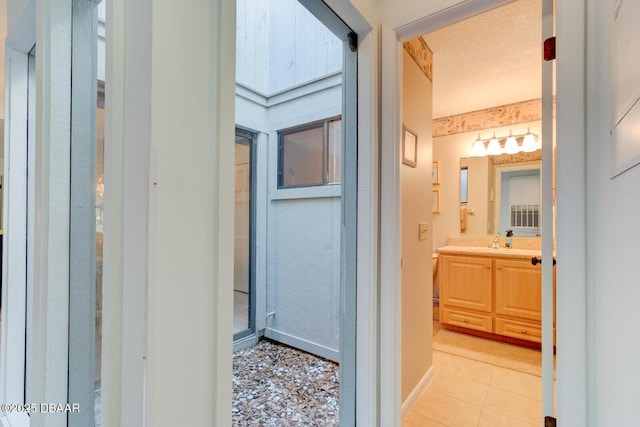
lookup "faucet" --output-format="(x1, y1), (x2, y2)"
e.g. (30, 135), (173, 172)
(491, 235), (500, 249)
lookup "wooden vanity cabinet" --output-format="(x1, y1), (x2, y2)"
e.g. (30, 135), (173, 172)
(495, 258), (543, 342)
(439, 255), (493, 333)
(439, 252), (555, 344)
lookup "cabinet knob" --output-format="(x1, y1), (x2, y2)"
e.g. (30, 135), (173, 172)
(521, 329), (527, 334)
(497, 266), (503, 270)
(463, 318), (469, 323)
(485, 264), (491, 269)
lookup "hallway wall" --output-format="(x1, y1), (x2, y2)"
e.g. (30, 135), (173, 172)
(586, 0), (640, 424)
(401, 48), (433, 402)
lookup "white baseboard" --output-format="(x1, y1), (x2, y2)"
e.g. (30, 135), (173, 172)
(401, 364), (436, 419)
(264, 328), (339, 362)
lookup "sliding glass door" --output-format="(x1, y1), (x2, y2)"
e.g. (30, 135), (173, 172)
(234, 130), (256, 340)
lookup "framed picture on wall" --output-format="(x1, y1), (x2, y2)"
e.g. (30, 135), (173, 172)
(402, 126), (418, 167)
(432, 161), (440, 184)
(432, 189), (441, 214)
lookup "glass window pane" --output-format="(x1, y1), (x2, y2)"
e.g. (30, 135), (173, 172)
(281, 126), (324, 187)
(327, 119), (342, 184)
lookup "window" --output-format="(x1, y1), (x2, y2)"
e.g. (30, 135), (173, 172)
(278, 117), (342, 188)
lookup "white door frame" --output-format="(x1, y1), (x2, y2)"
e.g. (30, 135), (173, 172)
(380, 0), (589, 424)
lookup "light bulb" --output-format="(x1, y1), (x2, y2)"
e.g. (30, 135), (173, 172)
(470, 137), (486, 157)
(504, 134), (519, 154)
(487, 136), (502, 155)
(522, 132), (537, 152)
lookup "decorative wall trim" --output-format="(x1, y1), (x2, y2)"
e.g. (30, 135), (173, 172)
(403, 37), (433, 82)
(433, 98), (557, 137)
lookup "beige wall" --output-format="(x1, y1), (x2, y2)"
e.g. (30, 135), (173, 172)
(433, 121), (543, 250)
(401, 49), (433, 402)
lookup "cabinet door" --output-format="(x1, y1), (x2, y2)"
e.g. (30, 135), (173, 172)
(440, 255), (493, 313)
(495, 258), (542, 321)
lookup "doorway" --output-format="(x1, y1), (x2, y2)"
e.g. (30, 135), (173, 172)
(383, 2), (550, 424)
(233, 0), (358, 424)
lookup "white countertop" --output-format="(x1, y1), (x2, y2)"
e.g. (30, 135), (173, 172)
(437, 245), (549, 260)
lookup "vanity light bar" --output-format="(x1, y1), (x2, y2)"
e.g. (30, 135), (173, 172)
(470, 129), (540, 157)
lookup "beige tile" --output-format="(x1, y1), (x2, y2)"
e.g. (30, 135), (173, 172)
(402, 412), (416, 427)
(432, 350), (454, 370)
(429, 372), (489, 406)
(405, 413), (448, 427)
(491, 367), (541, 400)
(478, 408), (538, 427)
(489, 344), (542, 376)
(443, 355), (495, 385)
(483, 386), (542, 425)
(413, 390), (482, 427)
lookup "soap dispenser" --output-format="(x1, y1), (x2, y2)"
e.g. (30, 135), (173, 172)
(505, 230), (513, 249)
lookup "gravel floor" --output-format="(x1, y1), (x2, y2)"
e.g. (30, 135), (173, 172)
(232, 339), (339, 426)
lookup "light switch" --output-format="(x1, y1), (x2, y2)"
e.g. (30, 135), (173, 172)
(419, 222), (428, 241)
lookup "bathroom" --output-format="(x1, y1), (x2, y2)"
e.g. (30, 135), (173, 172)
(402, 0), (556, 424)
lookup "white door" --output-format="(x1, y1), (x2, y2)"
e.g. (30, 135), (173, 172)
(540, 0), (555, 420)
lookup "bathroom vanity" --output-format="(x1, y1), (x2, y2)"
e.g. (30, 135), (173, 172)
(438, 245), (555, 345)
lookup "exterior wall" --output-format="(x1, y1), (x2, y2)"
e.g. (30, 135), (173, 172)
(236, 75), (343, 360)
(401, 49), (433, 402)
(235, 0), (342, 95)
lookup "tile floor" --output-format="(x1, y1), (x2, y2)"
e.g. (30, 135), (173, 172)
(403, 323), (555, 427)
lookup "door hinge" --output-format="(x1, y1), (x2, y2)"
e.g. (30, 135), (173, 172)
(348, 32), (358, 53)
(544, 37), (556, 61)
(545, 416), (557, 427)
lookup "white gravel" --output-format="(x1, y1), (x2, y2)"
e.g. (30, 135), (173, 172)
(232, 339), (339, 426)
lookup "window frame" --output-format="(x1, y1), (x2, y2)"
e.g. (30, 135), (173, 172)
(277, 116), (342, 189)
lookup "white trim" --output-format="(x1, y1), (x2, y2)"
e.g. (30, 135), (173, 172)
(380, 24), (403, 427)
(354, 27), (379, 427)
(270, 185), (341, 200)
(556, 0), (588, 423)
(401, 365), (435, 419)
(264, 327), (340, 362)
(254, 132), (268, 333)
(236, 72), (342, 109)
(0, 48), (29, 406)
(31, 3), (73, 423)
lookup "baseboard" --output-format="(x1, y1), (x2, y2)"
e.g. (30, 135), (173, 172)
(264, 328), (339, 362)
(401, 364), (435, 419)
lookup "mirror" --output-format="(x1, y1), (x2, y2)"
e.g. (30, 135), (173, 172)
(459, 150), (541, 236)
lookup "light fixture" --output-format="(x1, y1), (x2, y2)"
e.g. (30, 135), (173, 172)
(470, 135), (487, 157)
(486, 134), (502, 155)
(504, 132), (519, 154)
(522, 129), (537, 152)
(469, 129), (540, 157)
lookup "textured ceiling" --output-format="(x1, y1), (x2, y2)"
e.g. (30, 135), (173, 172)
(422, 0), (542, 119)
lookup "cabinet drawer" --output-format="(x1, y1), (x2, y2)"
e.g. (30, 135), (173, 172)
(495, 317), (541, 343)
(442, 307), (492, 333)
